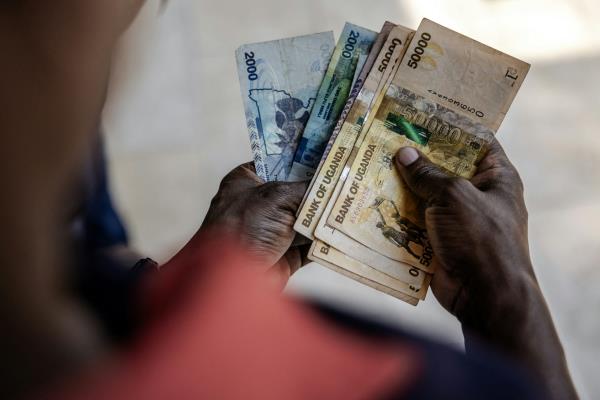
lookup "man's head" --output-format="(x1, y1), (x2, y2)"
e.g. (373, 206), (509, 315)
(0, 0), (147, 198)
(0, 2), (147, 396)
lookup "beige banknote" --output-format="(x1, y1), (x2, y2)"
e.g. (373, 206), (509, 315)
(295, 25), (414, 239)
(296, 21), (396, 216)
(312, 39), (433, 280)
(314, 174), (431, 282)
(327, 18), (530, 271)
(312, 240), (430, 299)
(308, 241), (420, 306)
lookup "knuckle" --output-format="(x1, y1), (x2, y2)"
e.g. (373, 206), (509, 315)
(411, 162), (436, 179)
(485, 167), (502, 182)
(221, 162), (258, 186)
(498, 167), (524, 195)
(410, 162), (438, 189)
(513, 171), (525, 192)
(442, 177), (469, 199)
(225, 162), (247, 177)
(256, 182), (293, 202)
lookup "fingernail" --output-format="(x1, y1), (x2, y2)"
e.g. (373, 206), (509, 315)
(397, 147), (419, 166)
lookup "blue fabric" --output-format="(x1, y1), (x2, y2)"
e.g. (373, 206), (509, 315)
(312, 303), (545, 400)
(81, 134), (128, 249)
(72, 132), (140, 340)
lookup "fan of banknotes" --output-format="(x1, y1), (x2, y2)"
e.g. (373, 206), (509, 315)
(236, 19), (529, 306)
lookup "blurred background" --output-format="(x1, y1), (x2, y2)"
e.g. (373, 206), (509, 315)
(102, 0), (600, 398)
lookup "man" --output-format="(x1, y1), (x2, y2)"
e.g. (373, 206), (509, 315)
(0, 1), (577, 399)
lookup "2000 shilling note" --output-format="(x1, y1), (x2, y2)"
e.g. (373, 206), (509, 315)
(308, 241), (420, 306)
(327, 18), (530, 272)
(236, 32), (334, 181)
(294, 25), (414, 238)
(288, 23), (378, 182)
(296, 22), (396, 216)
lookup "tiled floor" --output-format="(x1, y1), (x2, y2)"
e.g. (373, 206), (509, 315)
(103, 1), (600, 398)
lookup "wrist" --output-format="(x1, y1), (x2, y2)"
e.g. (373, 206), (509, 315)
(457, 265), (539, 347)
(461, 273), (577, 400)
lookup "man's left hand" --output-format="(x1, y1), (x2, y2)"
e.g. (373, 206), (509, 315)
(200, 162), (309, 286)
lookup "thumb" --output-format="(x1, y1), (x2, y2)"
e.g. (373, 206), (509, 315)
(394, 147), (454, 202)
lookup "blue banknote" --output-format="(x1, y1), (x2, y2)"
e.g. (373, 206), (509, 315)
(287, 23), (378, 182)
(236, 32), (335, 181)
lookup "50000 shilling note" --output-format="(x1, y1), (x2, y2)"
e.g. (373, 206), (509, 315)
(311, 240), (429, 300)
(314, 173), (432, 282)
(236, 32), (334, 181)
(327, 19), (530, 271)
(308, 241), (420, 306)
(296, 21), (396, 217)
(294, 25), (414, 238)
(288, 23), (378, 182)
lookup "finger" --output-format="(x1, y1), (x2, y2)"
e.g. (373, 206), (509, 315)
(291, 233), (311, 247)
(256, 180), (309, 213)
(298, 243), (312, 268)
(471, 138), (522, 191)
(430, 268), (465, 315)
(284, 247), (304, 275)
(220, 162), (263, 189)
(394, 147), (465, 203)
(240, 161), (257, 174)
(266, 260), (291, 291)
(475, 137), (512, 173)
(266, 248), (306, 290)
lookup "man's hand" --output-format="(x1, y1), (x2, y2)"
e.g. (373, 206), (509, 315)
(200, 162), (309, 286)
(394, 139), (577, 399)
(394, 139), (532, 323)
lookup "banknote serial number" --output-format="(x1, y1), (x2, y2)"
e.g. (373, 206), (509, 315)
(342, 30), (361, 59)
(243, 52), (259, 81)
(406, 32), (432, 70)
(378, 38), (403, 72)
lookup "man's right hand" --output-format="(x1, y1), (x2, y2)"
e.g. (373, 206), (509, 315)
(394, 139), (578, 400)
(394, 139), (532, 327)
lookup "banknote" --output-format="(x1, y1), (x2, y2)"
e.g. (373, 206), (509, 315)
(350, 54), (369, 92)
(294, 25), (414, 239)
(314, 173), (433, 280)
(312, 41), (436, 278)
(309, 241), (420, 306)
(236, 32), (335, 181)
(287, 23), (378, 182)
(295, 21), (396, 224)
(311, 240), (430, 299)
(327, 18), (530, 271)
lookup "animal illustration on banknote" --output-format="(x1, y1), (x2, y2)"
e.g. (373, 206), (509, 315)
(374, 221), (420, 259)
(248, 89), (315, 178)
(274, 96), (312, 150)
(394, 216), (428, 247)
(370, 197), (426, 259)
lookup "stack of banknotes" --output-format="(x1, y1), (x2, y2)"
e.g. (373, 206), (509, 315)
(236, 19), (529, 305)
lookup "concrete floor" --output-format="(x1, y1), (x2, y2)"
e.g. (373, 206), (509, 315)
(103, 1), (600, 398)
